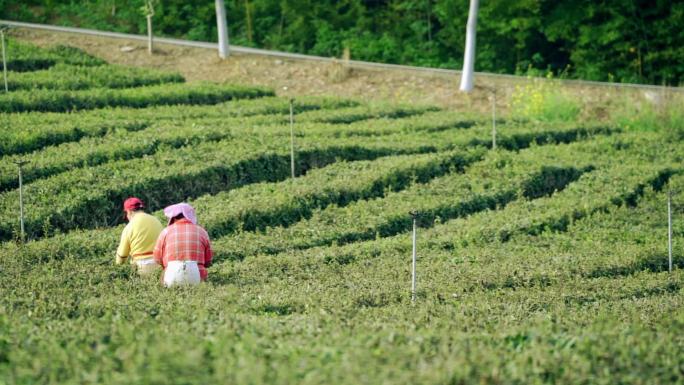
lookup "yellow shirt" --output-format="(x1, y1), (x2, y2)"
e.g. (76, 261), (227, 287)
(116, 212), (163, 264)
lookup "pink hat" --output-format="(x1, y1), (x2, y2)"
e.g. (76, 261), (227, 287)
(163, 203), (197, 225)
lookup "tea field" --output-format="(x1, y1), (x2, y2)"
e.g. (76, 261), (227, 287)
(0, 40), (683, 385)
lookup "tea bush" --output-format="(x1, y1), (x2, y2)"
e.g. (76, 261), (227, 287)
(5, 63), (185, 91)
(0, 82), (274, 113)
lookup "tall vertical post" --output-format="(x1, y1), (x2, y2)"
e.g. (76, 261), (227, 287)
(491, 92), (497, 149)
(146, 15), (153, 54)
(1, 27), (8, 93)
(15, 160), (28, 242)
(459, 0), (479, 92)
(215, 0), (230, 58)
(668, 190), (673, 273)
(289, 99), (295, 179)
(410, 211), (418, 302)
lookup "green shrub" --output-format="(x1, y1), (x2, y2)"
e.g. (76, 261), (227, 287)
(0, 82), (274, 112)
(509, 75), (581, 122)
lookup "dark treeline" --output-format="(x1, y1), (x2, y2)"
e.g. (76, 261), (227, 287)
(3, 0), (683, 85)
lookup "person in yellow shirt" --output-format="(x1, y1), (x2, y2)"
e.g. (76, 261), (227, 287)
(116, 197), (164, 276)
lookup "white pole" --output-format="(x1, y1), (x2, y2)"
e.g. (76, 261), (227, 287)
(411, 211), (417, 302)
(215, 0), (230, 58)
(146, 14), (153, 54)
(1, 29), (8, 93)
(15, 161), (27, 241)
(668, 190), (673, 273)
(289, 99), (295, 179)
(491, 92), (497, 149)
(459, 0), (479, 92)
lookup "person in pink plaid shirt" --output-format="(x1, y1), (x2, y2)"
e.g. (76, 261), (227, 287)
(154, 203), (213, 287)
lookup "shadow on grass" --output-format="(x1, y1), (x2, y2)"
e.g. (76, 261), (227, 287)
(585, 253), (684, 279)
(564, 280), (681, 307)
(252, 302), (303, 316)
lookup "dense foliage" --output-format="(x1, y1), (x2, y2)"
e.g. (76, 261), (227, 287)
(3, 0), (683, 85)
(5, 63), (185, 91)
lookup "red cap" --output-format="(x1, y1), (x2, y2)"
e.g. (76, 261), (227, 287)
(123, 197), (144, 211)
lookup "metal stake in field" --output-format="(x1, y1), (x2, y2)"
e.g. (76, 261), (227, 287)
(668, 189), (673, 273)
(491, 91), (497, 149)
(289, 98), (296, 179)
(410, 211), (418, 302)
(14, 160), (28, 242)
(1, 25), (9, 93)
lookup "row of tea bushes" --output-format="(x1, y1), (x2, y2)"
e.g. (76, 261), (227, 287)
(0, 129), (475, 240)
(6, 63), (184, 91)
(263, 133), (681, 276)
(2, 39), (105, 72)
(0, 116), (620, 241)
(0, 82), (274, 113)
(1, 96), (358, 156)
(210, 140), (597, 261)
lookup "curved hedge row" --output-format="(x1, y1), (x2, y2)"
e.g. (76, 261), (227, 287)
(1, 117), (252, 191)
(3, 40), (105, 71)
(1, 96), (359, 156)
(6, 64), (185, 91)
(0, 105), (466, 191)
(0, 116), (620, 241)
(0, 82), (274, 113)
(0, 117), (150, 157)
(0, 149), (480, 263)
(268, 133), (682, 270)
(0, 121), (625, 263)
(294, 110), (476, 137)
(0, 129), (465, 241)
(211, 141), (598, 261)
(6, 135), (682, 265)
(195, 149), (484, 239)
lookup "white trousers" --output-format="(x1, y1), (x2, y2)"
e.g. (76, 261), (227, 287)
(163, 260), (201, 287)
(134, 257), (160, 277)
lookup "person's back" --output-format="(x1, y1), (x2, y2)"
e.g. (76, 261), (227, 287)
(116, 197), (164, 276)
(154, 203), (212, 287)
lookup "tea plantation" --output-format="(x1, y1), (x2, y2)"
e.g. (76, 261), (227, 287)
(0, 40), (682, 385)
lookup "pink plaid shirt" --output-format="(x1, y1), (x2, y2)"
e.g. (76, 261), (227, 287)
(153, 219), (213, 280)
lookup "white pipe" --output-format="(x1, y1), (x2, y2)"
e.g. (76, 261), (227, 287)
(459, 0), (479, 92)
(411, 214), (417, 302)
(1, 30), (7, 92)
(289, 99), (295, 179)
(15, 161), (27, 241)
(146, 15), (153, 54)
(491, 93), (497, 149)
(215, 0), (230, 58)
(669, 190), (673, 273)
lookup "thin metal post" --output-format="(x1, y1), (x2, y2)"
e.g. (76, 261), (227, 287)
(15, 160), (28, 242)
(491, 92), (497, 149)
(289, 99), (295, 179)
(668, 190), (673, 273)
(410, 211), (418, 302)
(1, 28), (8, 93)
